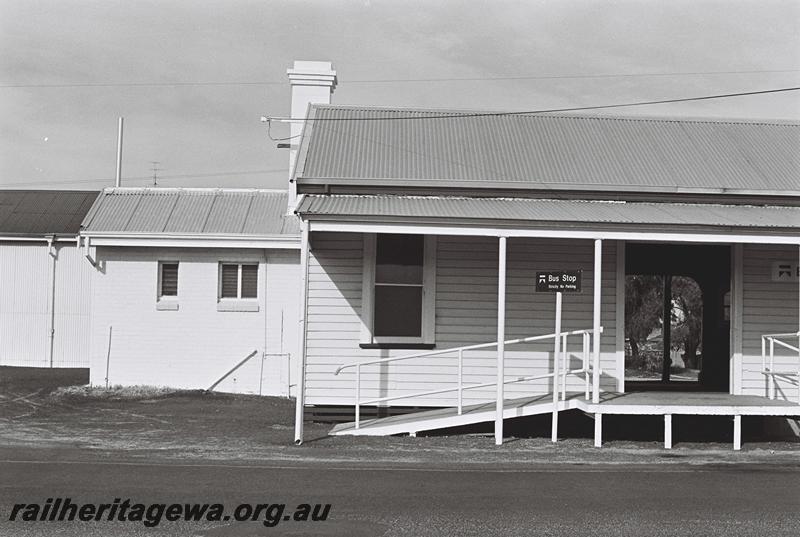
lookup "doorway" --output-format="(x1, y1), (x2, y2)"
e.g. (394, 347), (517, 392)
(625, 244), (731, 391)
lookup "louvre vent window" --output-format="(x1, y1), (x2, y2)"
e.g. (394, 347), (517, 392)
(241, 264), (258, 298)
(219, 263), (259, 299)
(159, 262), (179, 297)
(220, 264), (239, 298)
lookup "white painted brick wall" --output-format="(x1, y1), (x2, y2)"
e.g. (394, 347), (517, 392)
(88, 246), (300, 396)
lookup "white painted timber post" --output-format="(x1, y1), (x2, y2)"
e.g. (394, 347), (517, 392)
(294, 220), (310, 444)
(733, 415), (742, 451)
(495, 236), (507, 446)
(552, 291), (562, 443)
(664, 414), (672, 449)
(594, 413), (602, 447)
(355, 364), (361, 429)
(592, 239), (603, 404)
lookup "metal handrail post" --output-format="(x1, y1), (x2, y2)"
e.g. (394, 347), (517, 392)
(583, 332), (590, 400)
(355, 364), (361, 429)
(457, 349), (464, 415)
(561, 333), (568, 401)
(769, 338), (776, 400)
(761, 336), (766, 396)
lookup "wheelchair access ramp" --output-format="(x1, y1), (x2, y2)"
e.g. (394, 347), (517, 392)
(330, 393), (585, 437)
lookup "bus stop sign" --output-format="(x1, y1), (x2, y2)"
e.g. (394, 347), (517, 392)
(536, 270), (582, 292)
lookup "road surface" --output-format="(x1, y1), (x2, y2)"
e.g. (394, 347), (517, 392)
(1, 455), (798, 536)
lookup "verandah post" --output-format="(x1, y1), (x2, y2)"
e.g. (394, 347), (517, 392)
(495, 236), (507, 446)
(592, 239), (603, 404)
(294, 220), (310, 444)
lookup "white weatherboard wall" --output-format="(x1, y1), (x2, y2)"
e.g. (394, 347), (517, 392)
(304, 233), (619, 407)
(741, 244), (799, 400)
(88, 247), (300, 396)
(0, 241), (91, 367)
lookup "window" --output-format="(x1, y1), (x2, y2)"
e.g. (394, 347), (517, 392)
(156, 262), (179, 310)
(361, 234), (436, 347)
(217, 263), (260, 312)
(219, 263), (258, 299)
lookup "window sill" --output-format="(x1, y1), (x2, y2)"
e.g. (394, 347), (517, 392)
(156, 301), (179, 311)
(216, 301), (259, 312)
(359, 343), (436, 350)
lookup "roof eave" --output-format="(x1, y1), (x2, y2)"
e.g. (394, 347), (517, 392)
(81, 231), (301, 249)
(0, 233), (79, 242)
(301, 214), (800, 245)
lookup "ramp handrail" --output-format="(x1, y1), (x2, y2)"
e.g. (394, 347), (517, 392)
(761, 332), (800, 405)
(335, 328), (603, 430)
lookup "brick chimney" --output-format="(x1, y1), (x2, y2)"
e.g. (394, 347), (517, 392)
(285, 60), (337, 211)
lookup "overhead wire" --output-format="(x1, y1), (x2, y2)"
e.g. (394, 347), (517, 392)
(1, 68), (798, 88)
(0, 169), (289, 189)
(267, 86), (800, 122)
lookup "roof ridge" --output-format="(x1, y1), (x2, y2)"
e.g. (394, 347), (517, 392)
(310, 103), (800, 126)
(302, 193), (799, 210)
(103, 187), (289, 194)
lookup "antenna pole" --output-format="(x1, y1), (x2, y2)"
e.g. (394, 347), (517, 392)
(150, 161), (161, 187)
(115, 117), (124, 187)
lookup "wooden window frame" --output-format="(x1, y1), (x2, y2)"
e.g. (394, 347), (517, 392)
(360, 234), (436, 347)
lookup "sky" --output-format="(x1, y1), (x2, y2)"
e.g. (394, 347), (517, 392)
(1, 0), (798, 190)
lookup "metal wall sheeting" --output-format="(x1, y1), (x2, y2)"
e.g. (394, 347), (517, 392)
(82, 188), (298, 236)
(298, 106), (800, 193)
(298, 194), (800, 230)
(0, 242), (90, 367)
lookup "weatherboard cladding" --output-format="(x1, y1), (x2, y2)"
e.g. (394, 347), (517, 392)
(82, 188), (298, 236)
(0, 190), (98, 236)
(298, 105), (800, 193)
(297, 195), (800, 230)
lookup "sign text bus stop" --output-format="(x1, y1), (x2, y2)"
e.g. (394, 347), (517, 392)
(536, 270), (582, 292)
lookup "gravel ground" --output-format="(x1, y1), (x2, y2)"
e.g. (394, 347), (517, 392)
(0, 370), (798, 468)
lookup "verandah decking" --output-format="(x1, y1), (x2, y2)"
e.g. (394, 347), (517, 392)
(330, 391), (800, 450)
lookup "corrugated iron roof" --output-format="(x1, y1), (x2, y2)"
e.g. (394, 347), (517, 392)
(82, 188), (299, 236)
(297, 194), (800, 231)
(0, 190), (99, 236)
(296, 105), (800, 195)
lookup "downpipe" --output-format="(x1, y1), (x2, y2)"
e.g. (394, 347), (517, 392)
(46, 236), (57, 368)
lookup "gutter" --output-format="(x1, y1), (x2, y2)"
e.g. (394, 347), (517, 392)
(0, 235), (78, 242)
(80, 232), (302, 249)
